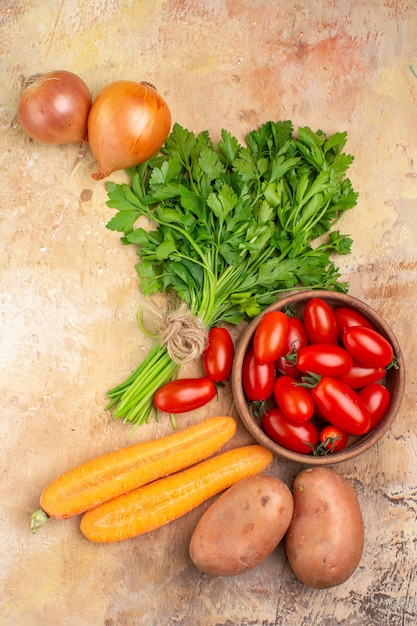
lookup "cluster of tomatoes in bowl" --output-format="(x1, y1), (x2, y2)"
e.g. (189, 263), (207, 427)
(241, 296), (398, 456)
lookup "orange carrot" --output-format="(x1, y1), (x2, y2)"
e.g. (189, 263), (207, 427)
(80, 445), (273, 543)
(30, 416), (236, 532)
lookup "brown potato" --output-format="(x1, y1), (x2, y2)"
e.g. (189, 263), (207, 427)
(189, 474), (294, 576)
(285, 466), (364, 588)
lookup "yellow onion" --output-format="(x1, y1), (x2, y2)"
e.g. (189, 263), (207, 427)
(17, 70), (92, 144)
(87, 80), (171, 180)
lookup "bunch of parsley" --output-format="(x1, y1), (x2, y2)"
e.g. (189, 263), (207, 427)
(105, 120), (358, 427)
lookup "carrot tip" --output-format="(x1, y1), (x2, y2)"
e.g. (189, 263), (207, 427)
(30, 508), (49, 533)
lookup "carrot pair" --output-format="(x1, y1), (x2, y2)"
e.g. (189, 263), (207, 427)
(31, 416), (236, 531)
(31, 416), (273, 542)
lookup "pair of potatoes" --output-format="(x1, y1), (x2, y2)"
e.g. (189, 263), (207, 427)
(189, 466), (364, 588)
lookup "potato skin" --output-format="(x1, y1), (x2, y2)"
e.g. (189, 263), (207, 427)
(189, 475), (294, 576)
(285, 467), (364, 588)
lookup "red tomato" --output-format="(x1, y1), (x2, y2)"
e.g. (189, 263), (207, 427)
(276, 316), (308, 378)
(296, 344), (353, 377)
(303, 297), (338, 344)
(358, 383), (391, 429)
(253, 310), (289, 363)
(262, 407), (319, 454)
(202, 327), (235, 382)
(154, 377), (216, 413)
(273, 375), (314, 423)
(334, 306), (374, 342)
(343, 326), (394, 368)
(337, 361), (386, 389)
(310, 376), (371, 435)
(318, 424), (349, 453)
(242, 347), (275, 402)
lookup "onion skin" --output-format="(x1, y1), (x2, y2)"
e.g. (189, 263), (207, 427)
(17, 70), (92, 144)
(88, 80), (171, 180)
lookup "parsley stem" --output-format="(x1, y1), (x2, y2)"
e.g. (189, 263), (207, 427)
(108, 344), (179, 425)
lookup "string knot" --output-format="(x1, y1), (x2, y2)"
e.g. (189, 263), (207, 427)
(142, 302), (209, 365)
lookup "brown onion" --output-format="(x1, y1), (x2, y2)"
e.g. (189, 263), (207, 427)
(87, 80), (171, 180)
(17, 70), (92, 144)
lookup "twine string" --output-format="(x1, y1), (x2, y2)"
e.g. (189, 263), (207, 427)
(140, 301), (209, 365)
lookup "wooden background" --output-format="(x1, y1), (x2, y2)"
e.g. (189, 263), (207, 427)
(1, 1), (416, 625)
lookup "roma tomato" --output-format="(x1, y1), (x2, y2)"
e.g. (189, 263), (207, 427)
(334, 306), (374, 342)
(317, 424), (349, 453)
(202, 327), (235, 382)
(343, 326), (394, 368)
(310, 376), (371, 435)
(262, 407), (319, 454)
(303, 297), (338, 344)
(296, 344), (353, 377)
(337, 361), (386, 389)
(358, 383), (391, 429)
(273, 375), (314, 423)
(154, 377), (216, 413)
(242, 347), (275, 402)
(276, 316), (308, 378)
(253, 310), (289, 364)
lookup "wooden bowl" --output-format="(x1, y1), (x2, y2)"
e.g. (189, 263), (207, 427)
(231, 290), (405, 464)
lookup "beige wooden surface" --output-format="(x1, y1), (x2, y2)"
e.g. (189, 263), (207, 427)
(1, 1), (416, 625)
